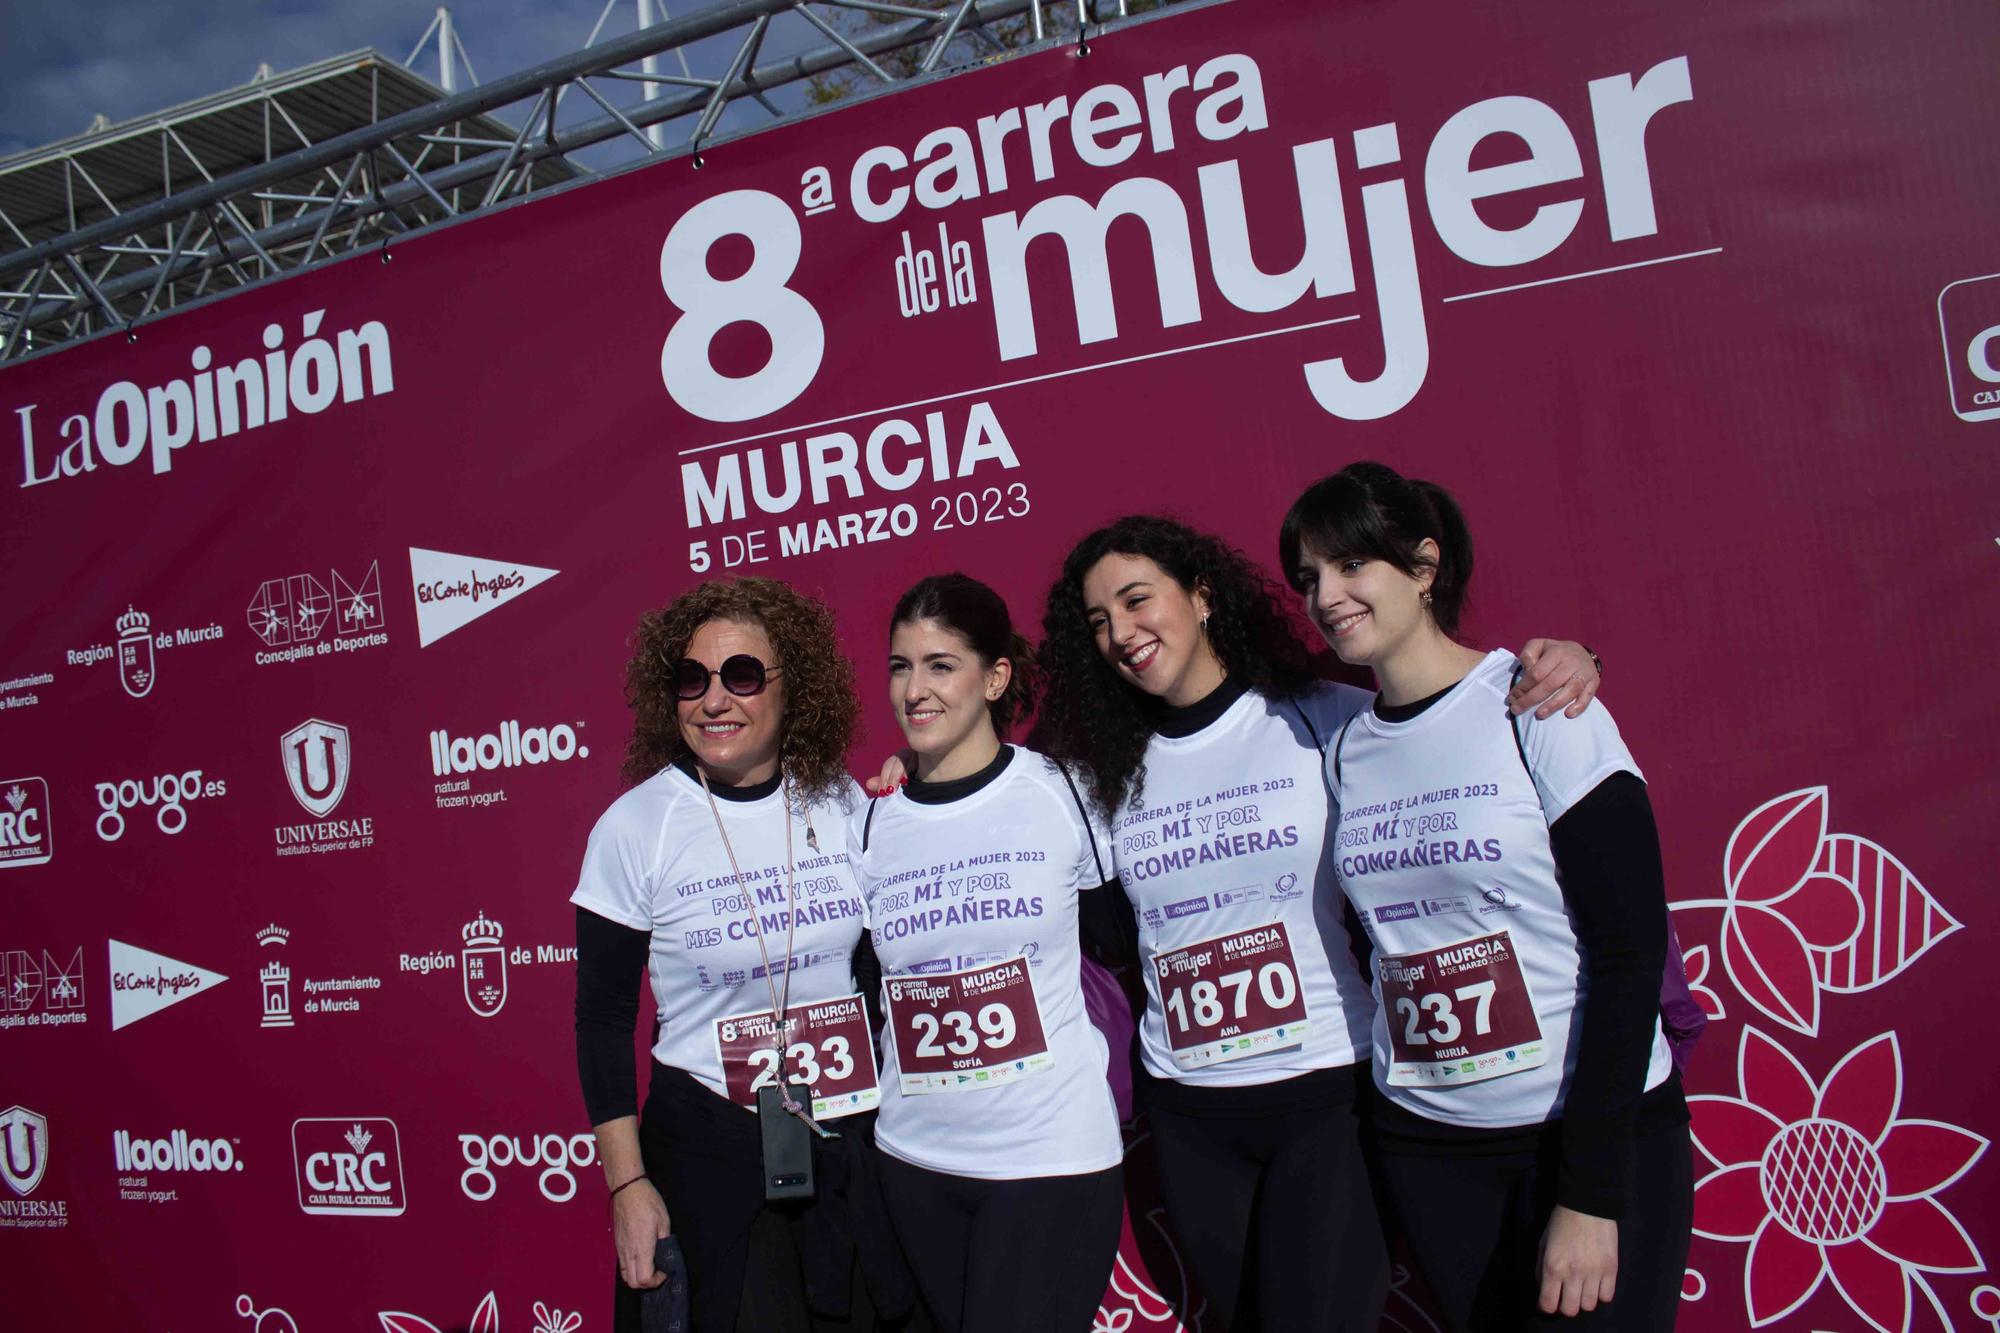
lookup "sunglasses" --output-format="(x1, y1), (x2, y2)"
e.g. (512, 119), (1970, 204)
(673, 654), (782, 701)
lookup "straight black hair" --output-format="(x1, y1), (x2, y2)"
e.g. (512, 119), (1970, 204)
(1278, 461), (1475, 635)
(890, 573), (1035, 736)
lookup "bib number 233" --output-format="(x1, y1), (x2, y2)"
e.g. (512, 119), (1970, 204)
(714, 995), (881, 1118)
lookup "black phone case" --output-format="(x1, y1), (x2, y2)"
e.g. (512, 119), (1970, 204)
(757, 1082), (816, 1201)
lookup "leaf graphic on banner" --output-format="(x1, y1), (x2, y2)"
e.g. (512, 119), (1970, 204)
(1682, 945), (1726, 1020)
(1812, 834), (1962, 994)
(1722, 904), (1820, 1036)
(471, 1292), (501, 1333)
(377, 1316), (444, 1333)
(1725, 788), (1827, 904)
(1770, 873), (1865, 951)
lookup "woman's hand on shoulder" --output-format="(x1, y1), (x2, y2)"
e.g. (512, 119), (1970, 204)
(863, 748), (916, 796)
(1509, 640), (1601, 720)
(614, 1179), (672, 1289)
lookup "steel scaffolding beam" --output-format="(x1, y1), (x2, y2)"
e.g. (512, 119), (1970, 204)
(0, 0), (1188, 362)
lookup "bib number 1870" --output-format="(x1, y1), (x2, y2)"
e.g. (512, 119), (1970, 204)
(1152, 923), (1310, 1070)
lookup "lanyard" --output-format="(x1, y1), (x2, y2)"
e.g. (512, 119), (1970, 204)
(698, 768), (831, 1133)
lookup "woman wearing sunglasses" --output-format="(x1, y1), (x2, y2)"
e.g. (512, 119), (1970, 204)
(1286, 464), (1688, 1331)
(846, 574), (1124, 1333)
(1034, 516), (1600, 1332)
(571, 578), (916, 1333)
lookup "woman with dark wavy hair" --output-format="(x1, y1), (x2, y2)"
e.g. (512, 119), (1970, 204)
(1036, 516), (1600, 1332)
(570, 578), (917, 1333)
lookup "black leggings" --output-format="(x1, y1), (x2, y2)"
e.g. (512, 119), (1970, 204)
(1375, 1120), (1693, 1332)
(1143, 1063), (1389, 1331)
(877, 1155), (1123, 1333)
(613, 1065), (917, 1333)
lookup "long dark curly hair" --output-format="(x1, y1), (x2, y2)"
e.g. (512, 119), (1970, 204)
(621, 578), (859, 804)
(1036, 516), (1317, 818)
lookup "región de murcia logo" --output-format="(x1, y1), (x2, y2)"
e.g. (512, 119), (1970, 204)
(62, 605), (226, 698)
(399, 910), (576, 1017)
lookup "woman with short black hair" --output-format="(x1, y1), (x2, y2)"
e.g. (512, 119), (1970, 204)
(1286, 461), (1691, 1331)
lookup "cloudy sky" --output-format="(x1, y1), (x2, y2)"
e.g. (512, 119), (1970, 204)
(0, 0), (842, 162)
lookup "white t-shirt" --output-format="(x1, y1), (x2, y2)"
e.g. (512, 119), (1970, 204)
(848, 747), (1122, 1180)
(570, 764), (867, 1103)
(1112, 682), (1378, 1086)
(1329, 650), (1674, 1127)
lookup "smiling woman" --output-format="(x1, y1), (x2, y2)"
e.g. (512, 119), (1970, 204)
(570, 577), (918, 1333)
(850, 573), (1124, 1333)
(1033, 514), (1604, 1332)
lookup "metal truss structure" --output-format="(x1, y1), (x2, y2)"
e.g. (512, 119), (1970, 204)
(0, 0), (1189, 365)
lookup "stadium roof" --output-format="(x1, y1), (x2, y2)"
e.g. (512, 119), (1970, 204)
(0, 49), (574, 332)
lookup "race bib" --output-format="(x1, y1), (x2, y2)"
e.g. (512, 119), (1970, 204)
(713, 994), (881, 1118)
(1377, 929), (1547, 1087)
(1153, 923), (1311, 1070)
(884, 958), (1052, 1094)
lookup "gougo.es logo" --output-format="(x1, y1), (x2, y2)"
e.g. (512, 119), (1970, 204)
(457, 1131), (598, 1202)
(95, 770), (227, 840)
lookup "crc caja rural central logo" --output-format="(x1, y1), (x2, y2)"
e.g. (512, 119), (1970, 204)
(290, 1117), (405, 1216)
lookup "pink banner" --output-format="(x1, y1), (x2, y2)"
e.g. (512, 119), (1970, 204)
(3, 1), (1997, 1329)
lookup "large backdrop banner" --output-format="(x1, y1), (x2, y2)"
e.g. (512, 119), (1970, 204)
(4, 0), (1998, 1328)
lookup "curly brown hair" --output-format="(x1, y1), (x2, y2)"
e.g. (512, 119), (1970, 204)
(1036, 515), (1318, 818)
(620, 578), (859, 803)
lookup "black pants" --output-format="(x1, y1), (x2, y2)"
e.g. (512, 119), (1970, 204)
(1376, 1120), (1693, 1332)
(613, 1065), (919, 1333)
(877, 1155), (1123, 1333)
(1142, 1062), (1389, 1331)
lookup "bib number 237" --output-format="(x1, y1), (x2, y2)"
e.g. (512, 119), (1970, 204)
(1377, 930), (1547, 1087)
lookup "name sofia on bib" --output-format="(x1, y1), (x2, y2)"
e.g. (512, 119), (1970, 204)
(1113, 682), (1378, 1087)
(1329, 651), (1674, 1128)
(569, 765), (880, 1119)
(849, 748), (1121, 1181)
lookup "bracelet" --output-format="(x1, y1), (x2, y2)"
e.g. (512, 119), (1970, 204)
(608, 1175), (650, 1204)
(1583, 646), (1604, 678)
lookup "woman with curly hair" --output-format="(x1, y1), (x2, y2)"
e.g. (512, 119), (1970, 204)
(570, 577), (917, 1333)
(1035, 516), (1600, 1331)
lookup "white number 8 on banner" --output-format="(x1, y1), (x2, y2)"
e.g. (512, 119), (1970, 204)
(660, 190), (825, 423)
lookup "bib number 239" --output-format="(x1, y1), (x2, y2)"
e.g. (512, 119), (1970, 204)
(1153, 923), (1310, 1070)
(886, 958), (1051, 1094)
(1377, 930), (1546, 1087)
